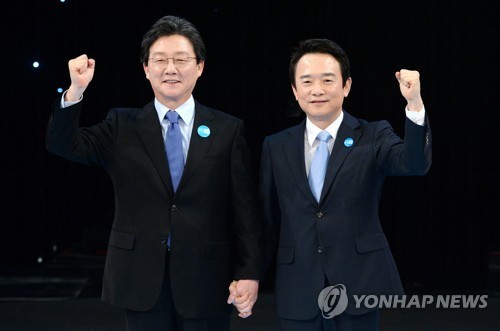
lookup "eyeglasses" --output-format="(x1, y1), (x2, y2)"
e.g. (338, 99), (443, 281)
(149, 56), (197, 68)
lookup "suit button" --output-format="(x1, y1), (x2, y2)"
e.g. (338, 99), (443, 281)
(161, 238), (167, 245)
(317, 247), (323, 253)
(171, 205), (178, 212)
(316, 212), (324, 218)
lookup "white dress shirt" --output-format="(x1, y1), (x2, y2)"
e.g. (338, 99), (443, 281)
(155, 97), (195, 163)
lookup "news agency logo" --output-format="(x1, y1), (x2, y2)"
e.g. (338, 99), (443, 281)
(317, 284), (349, 318)
(318, 284), (489, 319)
(353, 293), (489, 309)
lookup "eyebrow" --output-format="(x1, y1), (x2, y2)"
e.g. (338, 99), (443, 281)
(150, 51), (191, 57)
(299, 73), (337, 80)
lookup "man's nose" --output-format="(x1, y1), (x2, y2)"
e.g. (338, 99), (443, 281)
(311, 81), (324, 95)
(164, 59), (177, 72)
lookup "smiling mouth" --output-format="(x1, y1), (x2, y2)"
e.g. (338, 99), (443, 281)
(163, 79), (180, 84)
(310, 100), (327, 104)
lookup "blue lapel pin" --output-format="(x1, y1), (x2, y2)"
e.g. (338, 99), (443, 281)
(197, 125), (211, 138)
(344, 137), (354, 147)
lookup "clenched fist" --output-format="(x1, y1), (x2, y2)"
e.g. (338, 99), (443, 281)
(66, 54), (95, 102)
(395, 69), (424, 112)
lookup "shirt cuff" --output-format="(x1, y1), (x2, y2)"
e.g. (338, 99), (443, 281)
(405, 106), (426, 126)
(60, 90), (83, 108)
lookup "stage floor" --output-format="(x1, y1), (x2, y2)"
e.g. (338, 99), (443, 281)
(0, 293), (499, 331)
(1, 251), (499, 330)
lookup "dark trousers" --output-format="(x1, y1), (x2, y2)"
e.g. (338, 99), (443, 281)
(277, 310), (380, 331)
(124, 252), (231, 331)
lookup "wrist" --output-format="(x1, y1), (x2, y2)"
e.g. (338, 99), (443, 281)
(66, 86), (84, 102)
(406, 99), (424, 112)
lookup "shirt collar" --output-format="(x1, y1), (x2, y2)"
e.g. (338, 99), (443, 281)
(155, 96), (195, 125)
(305, 111), (344, 147)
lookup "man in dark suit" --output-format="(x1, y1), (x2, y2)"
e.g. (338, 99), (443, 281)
(260, 39), (432, 330)
(46, 15), (262, 331)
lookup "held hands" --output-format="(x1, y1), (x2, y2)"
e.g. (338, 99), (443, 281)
(227, 279), (259, 318)
(66, 54), (96, 102)
(395, 69), (424, 112)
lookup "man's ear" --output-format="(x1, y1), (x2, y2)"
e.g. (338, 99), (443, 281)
(291, 84), (298, 100)
(343, 77), (352, 97)
(143, 63), (150, 80)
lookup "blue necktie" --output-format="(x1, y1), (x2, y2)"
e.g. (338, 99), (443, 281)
(308, 131), (332, 202)
(165, 111), (184, 192)
(165, 111), (184, 250)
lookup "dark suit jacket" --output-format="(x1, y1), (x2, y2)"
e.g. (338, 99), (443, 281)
(260, 111), (432, 319)
(46, 99), (263, 318)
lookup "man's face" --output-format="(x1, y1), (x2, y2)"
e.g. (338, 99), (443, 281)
(292, 53), (351, 127)
(143, 34), (204, 109)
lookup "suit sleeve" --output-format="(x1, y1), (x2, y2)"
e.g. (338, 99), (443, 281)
(259, 137), (281, 278)
(229, 121), (264, 280)
(374, 116), (432, 176)
(45, 101), (116, 168)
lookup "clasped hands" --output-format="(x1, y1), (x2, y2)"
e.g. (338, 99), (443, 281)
(227, 279), (259, 318)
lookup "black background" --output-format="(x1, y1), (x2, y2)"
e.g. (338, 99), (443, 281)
(1, 0), (498, 293)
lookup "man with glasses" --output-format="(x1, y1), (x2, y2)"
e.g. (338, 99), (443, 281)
(46, 15), (262, 331)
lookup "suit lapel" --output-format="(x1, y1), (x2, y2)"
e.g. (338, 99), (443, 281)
(176, 102), (216, 192)
(283, 121), (318, 205)
(137, 102), (174, 195)
(320, 111), (362, 202)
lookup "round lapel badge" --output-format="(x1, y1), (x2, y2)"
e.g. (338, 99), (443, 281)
(344, 137), (354, 147)
(197, 125), (211, 138)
